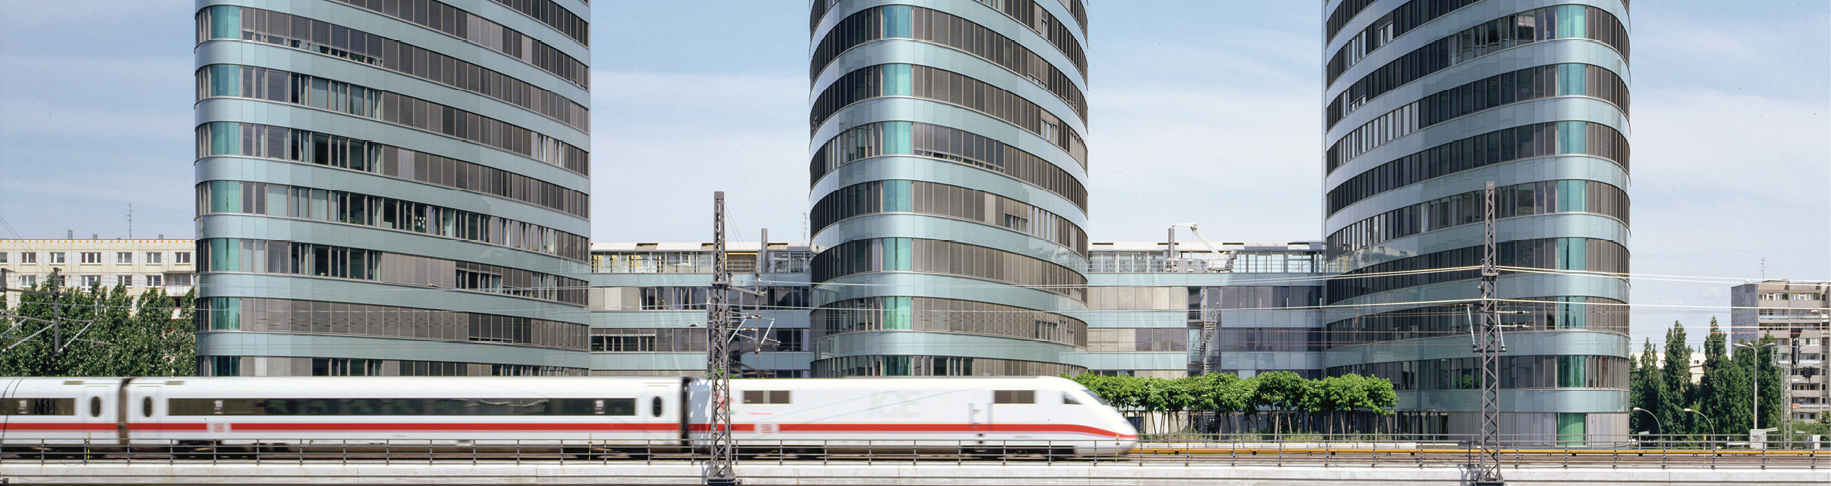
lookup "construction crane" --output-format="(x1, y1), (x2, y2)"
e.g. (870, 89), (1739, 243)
(1169, 223), (1233, 273)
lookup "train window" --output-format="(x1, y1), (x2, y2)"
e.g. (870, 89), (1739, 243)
(166, 398), (637, 416)
(90, 397), (102, 417)
(651, 397), (663, 417)
(1062, 392), (1082, 405)
(742, 391), (791, 404)
(993, 390), (1035, 404)
(0, 398), (75, 415)
(143, 397), (153, 417)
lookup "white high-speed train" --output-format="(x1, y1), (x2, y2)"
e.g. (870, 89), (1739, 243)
(0, 376), (1136, 456)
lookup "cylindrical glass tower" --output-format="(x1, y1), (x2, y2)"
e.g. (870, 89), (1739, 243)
(1320, 0), (1632, 441)
(192, 0), (592, 376)
(806, 0), (1092, 377)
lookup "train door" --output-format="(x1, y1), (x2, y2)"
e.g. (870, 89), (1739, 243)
(79, 382), (115, 444)
(646, 382), (673, 442)
(124, 382), (164, 446)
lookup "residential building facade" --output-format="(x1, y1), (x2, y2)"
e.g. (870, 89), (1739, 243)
(1731, 281), (1830, 420)
(191, 0), (592, 377)
(1320, 0), (1633, 441)
(807, 0), (1093, 376)
(0, 238), (196, 303)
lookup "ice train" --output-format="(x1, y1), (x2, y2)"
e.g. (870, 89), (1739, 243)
(0, 376), (1136, 456)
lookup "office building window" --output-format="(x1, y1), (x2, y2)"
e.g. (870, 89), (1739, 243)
(118, 275), (134, 288)
(146, 252), (163, 264)
(0, 252), (7, 263)
(147, 275), (163, 287)
(20, 275), (37, 287)
(80, 252), (101, 264)
(49, 252), (65, 264)
(80, 275), (101, 287)
(117, 252), (133, 264)
(174, 252), (191, 264)
(18, 253), (32, 264)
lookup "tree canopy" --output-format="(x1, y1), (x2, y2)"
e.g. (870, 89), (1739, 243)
(0, 282), (194, 377)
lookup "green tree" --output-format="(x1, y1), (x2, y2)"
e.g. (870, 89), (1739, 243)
(1250, 371), (1311, 435)
(1698, 318), (1749, 436)
(0, 282), (194, 377)
(1630, 338), (1668, 434)
(1659, 322), (1694, 435)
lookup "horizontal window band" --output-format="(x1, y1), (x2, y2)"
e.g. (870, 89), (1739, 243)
(197, 180), (587, 263)
(195, 237), (587, 306)
(200, 4), (585, 89)
(812, 64), (1086, 167)
(811, 4), (1087, 117)
(812, 121), (1087, 211)
(1327, 237), (1629, 304)
(1327, 121), (1628, 216)
(1322, 297), (1628, 348)
(196, 296), (586, 351)
(1328, 5), (1630, 127)
(1327, 354), (1629, 391)
(197, 64), (588, 176)
(1326, 63), (1629, 172)
(194, 121), (588, 219)
(1327, 179), (1629, 259)
(811, 180), (1086, 256)
(813, 295), (1085, 348)
(812, 237), (1086, 301)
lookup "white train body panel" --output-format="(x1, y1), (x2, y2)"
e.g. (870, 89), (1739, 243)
(697, 377), (1136, 455)
(0, 376), (1136, 455)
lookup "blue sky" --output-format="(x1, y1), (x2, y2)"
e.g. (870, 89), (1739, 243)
(1, 1), (1825, 346)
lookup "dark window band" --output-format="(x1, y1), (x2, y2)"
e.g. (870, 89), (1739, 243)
(195, 296), (588, 351)
(810, 5), (1087, 120)
(812, 296), (1086, 347)
(1328, 179), (1629, 259)
(198, 64), (588, 176)
(812, 0), (1089, 46)
(1327, 121), (1629, 216)
(198, 180), (589, 262)
(1326, 237), (1629, 304)
(196, 237), (588, 306)
(1327, 5), (1630, 128)
(195, 122), (588, 219)
(480, 0), (590, 46)
(1327, 63), (1629, 172)
(810, 180), (1087, 255)
(812, 237), (1086, 301)
(1328, 355), (1628, 391)
(1325, 0), (1384, 43)
(811, 64), (1087, 166)
(813, 355), (1081, 378)
(1327, 0), (1485, 82)
(811, 121), (1087, 211)
(169, 397), (624, 416)
(1323, 297), (1627, 348)
(200, 5), (588, 91)
(591, 328), (713, 353)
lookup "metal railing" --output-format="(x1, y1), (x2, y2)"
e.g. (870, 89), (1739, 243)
(0, 434), (1820, 469)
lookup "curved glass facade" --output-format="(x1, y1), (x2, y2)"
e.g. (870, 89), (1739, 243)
(1321, 0), (1630, 440)
(808, 0), (1089, 376)
(193, 0), (590, 376)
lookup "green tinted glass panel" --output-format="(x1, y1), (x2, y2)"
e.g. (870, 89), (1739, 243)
(884, 6), (912, 38)
(209, 6), (240, 40)
(1557, 412), (1586, 445)
(884, 121), (912, 154)
(884, 64), (911, 96)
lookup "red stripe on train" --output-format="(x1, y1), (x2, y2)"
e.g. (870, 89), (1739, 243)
(227, 423), (678, 432)
(777, 423), (1130, 438)
(127, 423), (209, 431)
(0, 423), (115, 431)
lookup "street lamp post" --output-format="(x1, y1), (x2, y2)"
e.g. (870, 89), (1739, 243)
(1683, 408), (1716, 447)
(1632, 407), (1662, 435)
(1736, 341), (1778, 434)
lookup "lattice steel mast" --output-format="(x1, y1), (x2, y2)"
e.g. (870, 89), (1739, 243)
(1474, 181), (1506, 486)
(704, 191), (739, 486)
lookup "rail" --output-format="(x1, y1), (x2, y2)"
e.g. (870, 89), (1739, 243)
(0, 434), (1821, 469)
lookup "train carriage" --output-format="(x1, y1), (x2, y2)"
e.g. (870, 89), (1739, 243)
(0, 376), (1136, 457)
